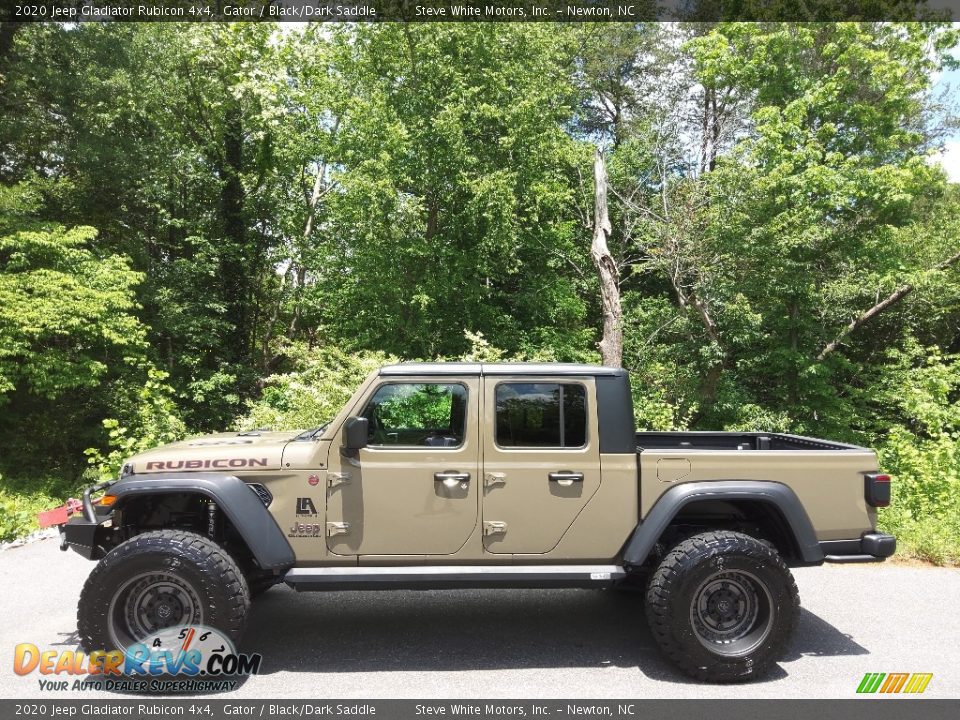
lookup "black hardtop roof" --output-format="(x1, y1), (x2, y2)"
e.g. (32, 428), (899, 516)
(379, 362), (626, 377)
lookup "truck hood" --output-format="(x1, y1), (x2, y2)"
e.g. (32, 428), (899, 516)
(125, 431), (302, 474)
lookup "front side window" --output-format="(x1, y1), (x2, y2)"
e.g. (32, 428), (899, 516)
(361, 383), (468, 447)
(495, 383), (587, 448)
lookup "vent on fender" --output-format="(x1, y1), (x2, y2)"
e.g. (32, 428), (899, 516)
(247, 483), (273, 507)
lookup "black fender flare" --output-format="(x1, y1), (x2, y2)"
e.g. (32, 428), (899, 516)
(621, 480), (824, 566)
(108, 473), (295, 571)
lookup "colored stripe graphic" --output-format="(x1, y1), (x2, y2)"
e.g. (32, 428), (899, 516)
(857, 672), (932, 694)
(880, 673), (909, 693)
(857, 673), (885, 693)
(903, 673), (933, 694)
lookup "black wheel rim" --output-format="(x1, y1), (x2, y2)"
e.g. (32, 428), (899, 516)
(107, 572), (204, 649)
(690, 569), (773, 657)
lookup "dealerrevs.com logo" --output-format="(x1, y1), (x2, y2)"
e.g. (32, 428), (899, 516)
(14, 625), (261, 693)
(856, 672), (934, 695)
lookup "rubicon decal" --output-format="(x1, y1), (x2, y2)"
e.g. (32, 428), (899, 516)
(144, 458), (268, 470)
(856, 672), (933, 694)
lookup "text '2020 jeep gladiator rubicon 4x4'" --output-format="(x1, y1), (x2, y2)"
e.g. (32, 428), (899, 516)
(46, 363), (895, 682)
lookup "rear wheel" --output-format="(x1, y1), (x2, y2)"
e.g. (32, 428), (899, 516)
(77, 530), (250, 652)
(645, 530), (799, 682)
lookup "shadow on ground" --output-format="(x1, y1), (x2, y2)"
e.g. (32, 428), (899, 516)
(57, 585), (868, 695)
(236, 586), (867, 684)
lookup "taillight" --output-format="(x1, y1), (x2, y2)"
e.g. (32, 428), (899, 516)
(864, 472), (891, 507)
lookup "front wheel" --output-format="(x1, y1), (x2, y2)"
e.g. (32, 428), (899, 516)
(77, 530), (250, 652)
(645, 530), (799, 682)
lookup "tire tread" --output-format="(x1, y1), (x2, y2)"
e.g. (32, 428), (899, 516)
(77, 529), (250, 652)
(644, 530), (799, 682)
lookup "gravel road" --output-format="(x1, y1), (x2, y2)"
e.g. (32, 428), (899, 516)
(1, 537), (957, 699)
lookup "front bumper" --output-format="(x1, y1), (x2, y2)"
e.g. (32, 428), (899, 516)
(51, 480), (116, 560)
(821, 532), (896, 563)
(61, 516), (106, 559)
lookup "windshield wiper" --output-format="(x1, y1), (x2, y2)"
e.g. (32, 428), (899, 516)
(295, 422), (330, 441)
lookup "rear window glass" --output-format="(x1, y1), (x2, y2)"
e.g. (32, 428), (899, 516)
(494, 383), (586, 448)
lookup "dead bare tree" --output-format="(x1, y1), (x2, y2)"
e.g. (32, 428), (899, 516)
(578, 24), (740, 400)
(591, 147), (623, 367)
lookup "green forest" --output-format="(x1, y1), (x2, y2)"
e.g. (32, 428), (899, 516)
(0, 21), (958, 562)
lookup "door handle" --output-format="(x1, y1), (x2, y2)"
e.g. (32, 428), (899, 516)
(434, 470), (471, 488)
(549, 471), (584, 487)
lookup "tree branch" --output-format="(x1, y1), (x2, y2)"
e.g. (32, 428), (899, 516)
(816, 247), (960, 361)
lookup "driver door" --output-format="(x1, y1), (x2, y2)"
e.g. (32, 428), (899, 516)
(325, 377), (480, 556)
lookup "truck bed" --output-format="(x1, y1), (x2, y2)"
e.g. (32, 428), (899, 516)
(635, 431), (863, 452)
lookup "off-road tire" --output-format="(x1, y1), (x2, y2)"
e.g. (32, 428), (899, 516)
(77, 530), (250, 652)
(645, 530), (799, 683)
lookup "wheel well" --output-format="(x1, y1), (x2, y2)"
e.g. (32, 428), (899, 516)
(109, 492), (260, 574)
(656, 499), (801, 563)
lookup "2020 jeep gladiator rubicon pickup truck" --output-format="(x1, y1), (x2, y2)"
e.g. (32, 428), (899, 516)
(50, 363), (895, 682)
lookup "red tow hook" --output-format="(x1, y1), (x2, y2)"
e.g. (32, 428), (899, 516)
(37, 498), (84, 529)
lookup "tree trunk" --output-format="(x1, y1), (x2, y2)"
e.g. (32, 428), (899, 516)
(261, 157), (332, 374)
(699, 87), (711, 175)
(591, 147), (623, 367)
(219, 101), (248, 366)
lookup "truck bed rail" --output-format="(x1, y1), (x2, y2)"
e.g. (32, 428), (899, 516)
(635, 431), (865, 452)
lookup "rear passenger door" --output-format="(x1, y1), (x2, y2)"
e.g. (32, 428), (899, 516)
(481, 376), (601, 554)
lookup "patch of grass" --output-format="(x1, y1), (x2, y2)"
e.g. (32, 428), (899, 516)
(0, 476), (79, 543)
(875, 429), (960, 567)
(878, 514), (960, 566)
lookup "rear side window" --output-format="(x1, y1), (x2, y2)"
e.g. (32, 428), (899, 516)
(361, 383), (468, 447)
(495, 383), (587, 448)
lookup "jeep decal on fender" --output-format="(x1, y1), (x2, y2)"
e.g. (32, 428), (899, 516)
(144, 458), (269, 471)
(288, 521), (323, 538)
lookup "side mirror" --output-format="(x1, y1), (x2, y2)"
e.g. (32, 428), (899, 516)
(341, 416), (369, 456)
